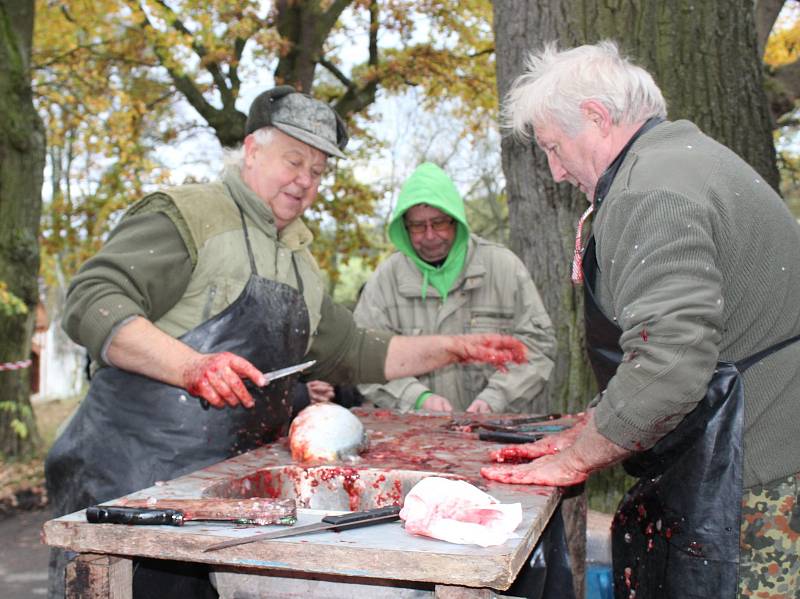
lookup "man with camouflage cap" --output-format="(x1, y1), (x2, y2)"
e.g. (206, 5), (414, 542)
(46, 87), (528, 598)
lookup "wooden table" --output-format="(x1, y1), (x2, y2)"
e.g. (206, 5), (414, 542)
(43, 409), (563, 598)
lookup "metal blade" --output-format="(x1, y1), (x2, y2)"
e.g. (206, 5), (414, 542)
(203, 509), (400, 552)
(264, 360), (316, 381)
(261, 360), (316, 385)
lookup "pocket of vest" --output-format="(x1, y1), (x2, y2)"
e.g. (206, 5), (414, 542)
(466, 310), (514, 334)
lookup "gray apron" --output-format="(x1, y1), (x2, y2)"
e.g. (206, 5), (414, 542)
(583, 235), (800, 599)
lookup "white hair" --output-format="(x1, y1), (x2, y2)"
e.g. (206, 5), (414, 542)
(221, 127), (278, 171)
(503, 40), (667, 140)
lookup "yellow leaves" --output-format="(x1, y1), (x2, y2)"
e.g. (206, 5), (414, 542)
(765, 5), (800, 67)
(765, 26), (800, 68)
(33, 0), (501, 287)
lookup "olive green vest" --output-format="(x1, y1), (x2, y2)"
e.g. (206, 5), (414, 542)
(151, 180), (324, 350)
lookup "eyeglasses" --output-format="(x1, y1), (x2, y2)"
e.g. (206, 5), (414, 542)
(405, 217), (455, 235)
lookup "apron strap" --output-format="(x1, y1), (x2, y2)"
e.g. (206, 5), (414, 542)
(231, 194), (305, 295)
(235, 202), (259, 277)
(736, 333), (800, 373)
(291, 255), (304, 294)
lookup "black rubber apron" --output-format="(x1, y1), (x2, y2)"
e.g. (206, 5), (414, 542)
(583, 236), (800, 599)
(46, 204), (310, 598)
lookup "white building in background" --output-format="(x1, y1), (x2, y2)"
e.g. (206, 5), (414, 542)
(32, 267), (86, 403)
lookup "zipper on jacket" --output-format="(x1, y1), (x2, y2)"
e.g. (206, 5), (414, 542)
(202, 284), (218, 322)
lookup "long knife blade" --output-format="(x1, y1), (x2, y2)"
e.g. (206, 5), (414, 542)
(203, 505), (401, 552)
(260, 360), (316, 385)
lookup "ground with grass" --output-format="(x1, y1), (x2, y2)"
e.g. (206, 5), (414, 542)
(0, 396), (80, 518)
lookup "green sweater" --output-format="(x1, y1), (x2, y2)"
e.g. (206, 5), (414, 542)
(62, 168), (391, 385)
(591, 120), (800, 489)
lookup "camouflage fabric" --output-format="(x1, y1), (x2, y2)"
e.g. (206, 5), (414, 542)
(739, 473), (800, 598)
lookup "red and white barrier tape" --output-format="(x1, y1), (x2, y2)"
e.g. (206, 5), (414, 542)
(0, 360), (32, 371)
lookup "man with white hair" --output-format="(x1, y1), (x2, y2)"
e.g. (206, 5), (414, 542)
(46, 86), (527, 598)
(481, 42), (800, 598)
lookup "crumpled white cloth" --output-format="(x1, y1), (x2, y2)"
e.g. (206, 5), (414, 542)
(399, 476), (522, 547)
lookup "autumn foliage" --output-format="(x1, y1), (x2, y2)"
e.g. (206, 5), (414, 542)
(32, 0), (496, 284)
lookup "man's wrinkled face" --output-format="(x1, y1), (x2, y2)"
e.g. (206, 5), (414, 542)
(242, 129), (328, 230)
(404, 204), (457, 263)
(534, 121), (605, 199)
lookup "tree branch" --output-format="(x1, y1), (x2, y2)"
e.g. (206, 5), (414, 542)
(152, 0), (235, 110)
(769, 58), (800, 118)
(756, 0), (790, 59)
(318, 58), (354, 90)
(331, 0), (380, 117)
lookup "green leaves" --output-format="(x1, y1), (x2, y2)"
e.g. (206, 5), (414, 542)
(0, 282), (28, 317)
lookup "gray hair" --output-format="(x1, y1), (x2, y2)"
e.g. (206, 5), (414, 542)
(503, 40), (667, 140)
(221, 127), (278, 171)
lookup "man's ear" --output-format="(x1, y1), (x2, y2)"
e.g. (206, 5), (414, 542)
(243, 134), (258, 164)
(580, 100), (612, 135)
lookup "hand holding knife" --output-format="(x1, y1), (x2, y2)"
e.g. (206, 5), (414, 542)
(198, 359), (316, 410)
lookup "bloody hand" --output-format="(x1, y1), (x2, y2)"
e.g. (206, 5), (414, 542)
(489, 412), (587, 463)
(306, 380), (335, 403)
(481, 454), (588, 486)
(450, 334), (527, 371)
(182, 352), (264, 409)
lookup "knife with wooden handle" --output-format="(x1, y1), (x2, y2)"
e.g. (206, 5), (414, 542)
(87, 497), (298, 526)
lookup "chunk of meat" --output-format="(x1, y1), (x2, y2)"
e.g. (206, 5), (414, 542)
(399, 476), (521, 547)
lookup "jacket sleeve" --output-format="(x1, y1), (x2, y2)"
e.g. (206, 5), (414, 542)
(473, 252), (556, 413)
(592, 189), (723, 450)
(305, 294), (393, 386)
(352, 269), (429, 411)
(61, 207), (193, 365)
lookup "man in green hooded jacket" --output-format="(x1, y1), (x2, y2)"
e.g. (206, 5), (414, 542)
(354, 163), (556, 413)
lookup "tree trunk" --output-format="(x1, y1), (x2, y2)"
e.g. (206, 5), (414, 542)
(578, 0), (779, 190)
(0, 0), (44, 457)
(493, 0), (593, 420)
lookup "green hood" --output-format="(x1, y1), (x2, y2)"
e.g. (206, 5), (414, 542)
(388, 163), (470, 300)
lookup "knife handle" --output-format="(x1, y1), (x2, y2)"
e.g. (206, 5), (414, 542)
(322, 505), (401, 527)
(86, 506), (185, 526)
(478, 431), (544, 444)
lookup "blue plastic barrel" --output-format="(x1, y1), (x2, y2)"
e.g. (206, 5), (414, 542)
(585, 563), (613, 599)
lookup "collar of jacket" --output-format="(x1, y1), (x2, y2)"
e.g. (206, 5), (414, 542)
(593, 116), (665, 211)
(396, 235), (486, 298)
(221, 166), (313, 251)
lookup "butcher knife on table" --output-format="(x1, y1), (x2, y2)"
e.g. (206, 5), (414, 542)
(203, 505), (402, 552)
(86, 498), (298, 527)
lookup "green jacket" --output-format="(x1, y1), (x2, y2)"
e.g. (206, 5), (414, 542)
(63, 168), (391, 385)
(591, 120), (800, 488)
(355, 163), (555, 412)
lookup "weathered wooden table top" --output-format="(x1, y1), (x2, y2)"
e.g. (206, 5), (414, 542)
(43, 409), (562, 590)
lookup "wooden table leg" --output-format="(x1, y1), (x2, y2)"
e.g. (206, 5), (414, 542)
(66, 554), (132, 599)
(562, 486), (587, 599)
(434, 584), (496, 598)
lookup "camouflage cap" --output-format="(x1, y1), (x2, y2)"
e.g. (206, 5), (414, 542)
(246, 87), (348, 158)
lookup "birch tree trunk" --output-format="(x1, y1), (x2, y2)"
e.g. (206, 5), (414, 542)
(0, 0), (45, 457)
